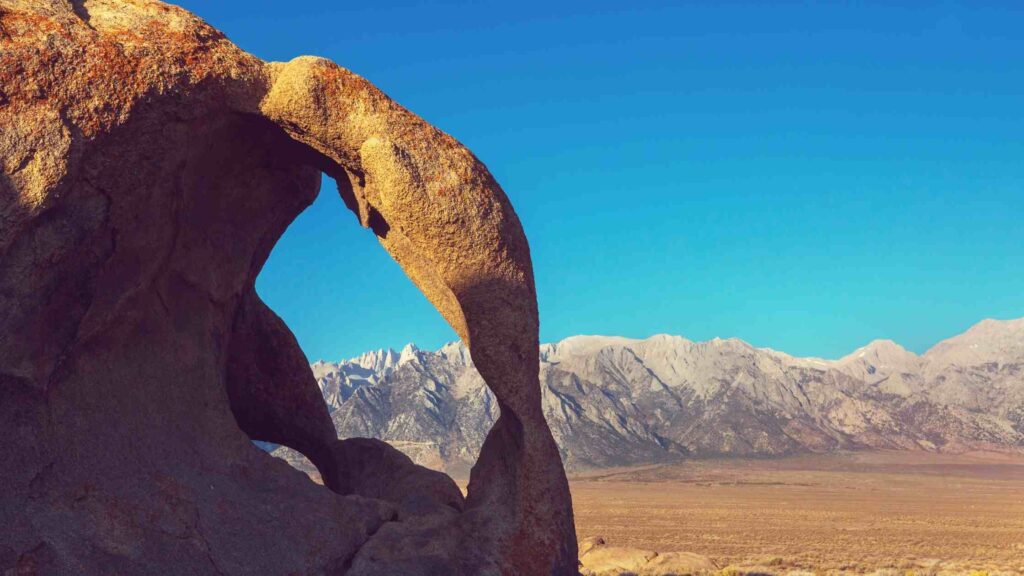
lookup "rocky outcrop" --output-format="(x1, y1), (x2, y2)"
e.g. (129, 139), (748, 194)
(0, 1), (575, 574)
(578, 537), (717, 576)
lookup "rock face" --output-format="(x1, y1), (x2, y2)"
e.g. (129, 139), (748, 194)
(303, 319), (1024, 472)
(0, 1), (576, 574)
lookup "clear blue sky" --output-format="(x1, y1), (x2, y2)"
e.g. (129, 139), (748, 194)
(176, 1), (1023, 362)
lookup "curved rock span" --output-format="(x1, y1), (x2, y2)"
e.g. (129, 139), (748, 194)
(0, 1), (577, 574)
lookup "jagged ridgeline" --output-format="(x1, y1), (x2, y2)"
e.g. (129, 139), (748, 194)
(281, 318), (1024, 473)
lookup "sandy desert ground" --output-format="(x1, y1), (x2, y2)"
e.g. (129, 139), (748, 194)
(277, 448), (1024, 573)
(569, 451), (1024, 575)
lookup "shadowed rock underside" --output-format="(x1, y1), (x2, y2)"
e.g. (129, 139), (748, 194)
(0, 1), (577, 574)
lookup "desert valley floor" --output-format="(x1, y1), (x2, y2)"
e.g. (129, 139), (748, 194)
(566, 451), (1024, 574)
(275, 448), (1024, 573)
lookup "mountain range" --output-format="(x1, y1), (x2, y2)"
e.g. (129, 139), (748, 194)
(277, 318), (1024, 474)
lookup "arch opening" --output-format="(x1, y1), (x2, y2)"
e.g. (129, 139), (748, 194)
(248, 167), (474, 482)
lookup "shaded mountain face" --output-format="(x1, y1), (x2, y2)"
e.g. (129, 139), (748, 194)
(301, 319), (1024, 472)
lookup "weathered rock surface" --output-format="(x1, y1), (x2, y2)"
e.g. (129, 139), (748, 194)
(0, 1), (576, 574)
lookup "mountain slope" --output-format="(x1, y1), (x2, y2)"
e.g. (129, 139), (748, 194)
(922, 318), (1024, 433)
(296, 318), (1024, 472)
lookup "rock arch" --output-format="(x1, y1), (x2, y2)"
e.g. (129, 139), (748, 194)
(0, 1), (577, 574)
